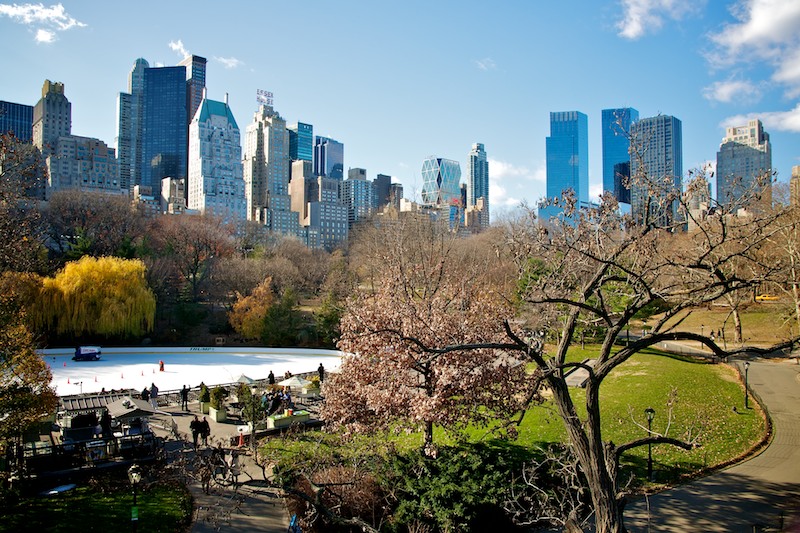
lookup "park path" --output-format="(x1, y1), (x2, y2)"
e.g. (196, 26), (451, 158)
(625, 359), (800, 532)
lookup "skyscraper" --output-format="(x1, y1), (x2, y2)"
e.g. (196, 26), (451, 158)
(601, 107), (638, 205)
(0, 100), (34, 142)
(242, 104), (299, 236)
(314, 136), (344, 179)
(32, 80), (71, 158)
(629, 115), (683, 227)
(421, 156), (461, 207)
(716, 119), (772, 211)
(542, 111), (589, 221)
(140, 66), (188, 192)
(288, 122), (313, 162)
(341, 168), (375, 226)
(116, 58), (149, 190)
(373, 173), (391, 208)
(467, 142), (489, 227)
(178, 55), (207, 125)
(187, 94), (246, 222)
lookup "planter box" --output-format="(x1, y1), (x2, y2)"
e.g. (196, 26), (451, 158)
(200, 402), (210, 414)
(267, 411), (310, 429)
(209, 406), (227, 423)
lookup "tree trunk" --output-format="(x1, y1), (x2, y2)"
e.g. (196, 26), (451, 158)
(733, 308), (743, 345)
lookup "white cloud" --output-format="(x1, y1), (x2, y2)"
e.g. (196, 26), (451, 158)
(616, 0), (701, 40)
(708, 0), (800, 97)
(488, 158), (546, 207)
(723, 103), (800, 133)
(35, 28), (54, 43)
(475, 57), (496, 71)
(702, 78), (762, 103)
(0, 2), (86, 42)
(213, 56), (244, 69)
(168, 39), (189, 58)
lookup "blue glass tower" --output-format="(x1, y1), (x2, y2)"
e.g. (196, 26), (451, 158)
(288, 122), (313, 162)
(542, 111), (589, 220)
(140, 66), (187, 191)
(467, 143), (489, 224)
(421, 156), (461, 207)
(0, 101), (34, 142)
(314, 136), (344, 179)
(630, 115), (683, 226)
(601, 108), (638, 204)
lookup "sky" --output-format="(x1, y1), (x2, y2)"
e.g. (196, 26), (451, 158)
(1, 1), (799, 218)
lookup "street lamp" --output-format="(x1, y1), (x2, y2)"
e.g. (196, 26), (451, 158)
(250, 385), (259, 454)
(644, 407), (656, 482)
(128, 463), (142, 532)
(744, 361), (750, 409)
(700, 324), (705, 348)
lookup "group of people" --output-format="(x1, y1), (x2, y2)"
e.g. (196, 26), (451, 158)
(140, 382), (159, 409)
(260, 387), (294, 416)
(190, 415), (211, 447)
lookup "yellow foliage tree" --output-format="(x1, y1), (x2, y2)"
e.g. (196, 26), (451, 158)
(33, 256), (156, 338)
(228, 276), (274, 339)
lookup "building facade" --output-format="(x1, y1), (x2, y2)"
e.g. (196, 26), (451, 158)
(140, 66), (188, 192)
(313, 136), (344, 179)
(341, 168), (374, 227)
(421, 156), (461, 207)
(178, 55), (207, 126)
(542, 111), (589, 221)
(288, 122), (313, 162)
(0, 100), (34, 142)
(33, 80), (71, 159)
(716, 119), (772, 211)
(116, 58), (149, 190)
(187, 95), (246, 222)
(629, 115), (683, 227)
(601, 107), (638, 205)
(467, 142), (489, 228)
(46, 135), (120, 197)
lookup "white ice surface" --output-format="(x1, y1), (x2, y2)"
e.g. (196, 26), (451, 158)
(42, 347), (343, 395)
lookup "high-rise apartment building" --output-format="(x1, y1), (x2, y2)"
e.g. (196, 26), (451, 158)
(187, 94), (246, 222)
(0, 100), (34, 142)
(421, 156), (461, 207)
(116, 58), (149, 190)
(716, 119), (772, 211)
(601, 107), (638, 205)
(314, 136), (344, 179)
(542, 111), (589, 221)
(242, 104), (299, 236)
(140, 66), (188, 192)
(467, 142), (489, 228)
(388, 182), (404, 210)
(46, 135), (120, 196)
(178, 55), (207, 125)
(33, 80), (71, 158)
(288, 122), (313, 162)
(629, 115), (683, 226)
(341, 168), (374, 227)
(373, 173), (391, 208)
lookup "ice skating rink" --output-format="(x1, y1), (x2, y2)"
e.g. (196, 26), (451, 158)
(41, 346), (343, 395)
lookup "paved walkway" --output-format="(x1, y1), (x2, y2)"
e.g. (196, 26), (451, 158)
(625, 358), (800, 532)
(149, 402), (291, 533)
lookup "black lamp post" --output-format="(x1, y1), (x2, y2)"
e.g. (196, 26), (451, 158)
(645, 407), (655, 481)
(251, 385), (259, 454)
(128, 463), (141, 531)
(744, 361), (750, 409)
(700, 324), (705, 348)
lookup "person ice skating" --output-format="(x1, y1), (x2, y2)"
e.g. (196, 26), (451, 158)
(159, 359), (165, 372)
(318, 363), (325, 383)
(190, 415), (200, 448)
(149, 382), (159, 409)
(180, 385), (189, 411)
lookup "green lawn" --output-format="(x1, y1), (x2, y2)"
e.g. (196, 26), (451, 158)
(0, 482), (192, 533)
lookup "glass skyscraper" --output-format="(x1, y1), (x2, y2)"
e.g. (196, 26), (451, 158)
(288, 122), (313, 162)
(467, 142), (489, 226)
(601, 107), (638, 205)
(0, 100), (34, 142)
(314, 136), (344, 179)
(716, 119), (771, 211)
(629, 115), (683, 227)
(178, 55), (207, 123)
(116, 58), (149, 190)
(542, 111), (589, 221)
(421, 156), (461, 207)
(140, 66), (188, 192)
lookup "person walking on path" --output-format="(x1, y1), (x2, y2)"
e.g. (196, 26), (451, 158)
(200, 416), (210, 446)
(149, 382), (159, 410)
(180, 385), (189, 411)
(141, 387), (150, 402)
(190, 415), (200, 448)
(318, 363), (325, 383)
(268, 370), (275, 385)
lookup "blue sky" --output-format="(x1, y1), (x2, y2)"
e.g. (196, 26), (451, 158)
(1, 1), (798, 217)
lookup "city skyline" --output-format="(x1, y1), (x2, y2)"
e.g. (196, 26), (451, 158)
(1, 1), (799, 215)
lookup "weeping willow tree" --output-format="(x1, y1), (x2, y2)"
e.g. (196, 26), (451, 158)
(33, 256), (156, 339)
